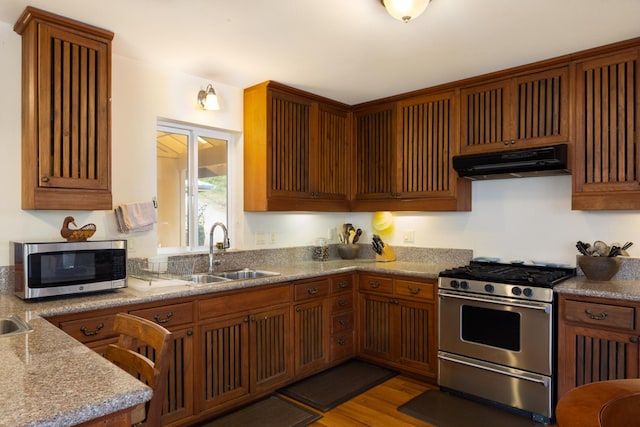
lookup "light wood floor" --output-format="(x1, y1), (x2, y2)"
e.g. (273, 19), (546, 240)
(278, 375), (437, 427)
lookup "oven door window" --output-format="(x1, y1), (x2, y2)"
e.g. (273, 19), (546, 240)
(461, 305), (520, 351)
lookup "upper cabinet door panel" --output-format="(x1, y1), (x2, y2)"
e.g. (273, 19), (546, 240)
(314, 103), (349, 200)
(512, 67), (569, 145)
(572, 49), (640, 209)
(269, 90), (312, 198)
(398, 92), (456, 197)
(38, 25), (110, 191)
(353, 104), (396, 200)
(460, 80), (510, 152)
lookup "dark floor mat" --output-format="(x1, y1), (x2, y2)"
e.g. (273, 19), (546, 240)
(398, 390), (547, 427)
(198, 395), (321, 427)
(278, 359), (397, 412)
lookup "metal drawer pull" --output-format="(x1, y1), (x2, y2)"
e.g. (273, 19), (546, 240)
(154, 311), (174, 324)
(80, 322), (104, 336)
(338, 339), (347, 345)
(407, 286), (421, 295)
(338, 299), (348, 307)
(338, 281), (348, 288)
(584, 309), (608, 321)
(338, 319), (348, 326)
(369, 281), (380, 289)
(307, 287), (319, 295)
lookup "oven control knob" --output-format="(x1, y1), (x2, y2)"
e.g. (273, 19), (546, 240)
(484, 284), (494, 293)
(512, 287), (522, 296)
(523, 288), (533, 297)
(450, 280), (460, 289)
(460, 281), (469, 290)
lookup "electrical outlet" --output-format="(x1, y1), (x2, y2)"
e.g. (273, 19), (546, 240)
(127, 239), (136, 253)
(327, 227), (336, 241)
(255, 232), (266, 245)
(402, 230), (415, 243)
(270, 232), (277, 244)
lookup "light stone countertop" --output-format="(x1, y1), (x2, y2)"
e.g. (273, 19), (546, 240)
(0, 258), (462, 426)
(554, 276), (640, 301)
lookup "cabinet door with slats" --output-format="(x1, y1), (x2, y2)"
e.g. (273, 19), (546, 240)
(353, 104), (396, 200)
(251, 305), (292, 393)
(37, 25), (110, 191)
(397, 92), (457, 198)
(313, 103), (350, 201)
(460, 80), (510, 152)
(573, 49), (640, 209)
(268, 90), (312, 198)
(359, 293), (393, 361)
(293, 300), (328, 376)
(512, 67), (569, 145)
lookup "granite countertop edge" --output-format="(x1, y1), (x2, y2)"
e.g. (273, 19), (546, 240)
(555, 277), (640, 302)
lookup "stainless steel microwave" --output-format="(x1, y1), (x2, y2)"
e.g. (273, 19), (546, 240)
(12, 240), (127, 300)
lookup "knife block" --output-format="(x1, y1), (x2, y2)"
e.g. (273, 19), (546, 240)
(375, 244), (396, 262)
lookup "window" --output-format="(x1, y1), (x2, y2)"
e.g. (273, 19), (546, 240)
(156, 121), (229, 251)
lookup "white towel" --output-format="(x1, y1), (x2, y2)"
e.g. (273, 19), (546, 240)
(114, 202), (156, 233)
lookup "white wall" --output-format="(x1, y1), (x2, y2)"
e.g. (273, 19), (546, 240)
(1, 21), (639, 268)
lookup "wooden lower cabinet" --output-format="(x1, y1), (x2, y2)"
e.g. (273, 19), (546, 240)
(358, 274), (437, 379)
(558, 294), (640, 399)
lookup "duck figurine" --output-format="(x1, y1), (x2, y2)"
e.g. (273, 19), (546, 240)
(60, 216), (96, 241)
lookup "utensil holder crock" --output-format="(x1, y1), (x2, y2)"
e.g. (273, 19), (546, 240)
(578, 255), (621, 281)
(337, 244), (360, 260)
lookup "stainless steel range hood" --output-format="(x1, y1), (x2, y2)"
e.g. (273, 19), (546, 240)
(452, 144), (569, 180)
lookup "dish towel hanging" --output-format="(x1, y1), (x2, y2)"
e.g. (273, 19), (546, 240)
(114, 201), (156, 233)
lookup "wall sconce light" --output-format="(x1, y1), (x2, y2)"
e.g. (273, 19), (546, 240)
(197, 84), (220, 111)
(381, 0), (431, 23)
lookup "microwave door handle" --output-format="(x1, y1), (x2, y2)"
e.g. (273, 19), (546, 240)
(438, 353), (550, 387)
(438, 290), (551, 314)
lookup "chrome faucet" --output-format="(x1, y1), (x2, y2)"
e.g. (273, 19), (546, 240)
(209, 222), (230, 274)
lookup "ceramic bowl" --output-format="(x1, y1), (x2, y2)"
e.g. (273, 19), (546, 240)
(578, 255), (621, 281)
(337, 244), (361, 260)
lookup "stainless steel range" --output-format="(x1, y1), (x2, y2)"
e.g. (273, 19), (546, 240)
(437, 261), (575, 424)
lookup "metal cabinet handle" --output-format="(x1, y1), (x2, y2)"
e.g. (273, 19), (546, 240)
(369, 281), (380, 289)
(337, 339), (347, 346)
(296, 307), (302, 312)
(306, 287), (319, 295)
(338, 299), (348, 307)
(187, 329), (193, 337)
(80, 323), (104, 336)
(407, 286), (421, 295)
(630, 336), (639, 343)
(584, 309), (608, 321)
(154, 311), (174, 324)
(243, 317), (250, 323)
(338, 319), (348, 326)
(390, 299), (400, 305)
(41, 176), (50, 183)
(338, 281), (348, 288)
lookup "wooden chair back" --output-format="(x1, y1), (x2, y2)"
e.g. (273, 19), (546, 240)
(104, 313), (172, 426)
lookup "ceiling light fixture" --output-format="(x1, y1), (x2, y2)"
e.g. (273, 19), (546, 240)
(381, 0), (431, 23)
(197, 84), (220, 111)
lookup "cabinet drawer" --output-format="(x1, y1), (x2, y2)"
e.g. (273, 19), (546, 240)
(564, 300), (635, 331)
(329, 293), (353, 313)
(359, 275), (393, 294)
(60, 314), (119, 344)
(331, 275), (354, 294)
(331, 332), (354, 361)
(294, 279), (330, 301)
(331, 312), (354, 334)
(130, 301), (194, 329)
(394, 279), (435, 301)
(199, 285), (290, 320)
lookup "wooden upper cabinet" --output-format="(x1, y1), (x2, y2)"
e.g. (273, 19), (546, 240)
(15, 7), (113, 210)
(351, 93), (470, 211)
(244, 81), (350, 211)
(460, 67), (569, 154)
(352, 103), (396, 202)
(572, 49), (640, 210)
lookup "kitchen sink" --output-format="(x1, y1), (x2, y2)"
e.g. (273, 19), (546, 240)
(186, 274), (232, 284)
(0, 315), (33, 337)
(214, 268), (281, 280)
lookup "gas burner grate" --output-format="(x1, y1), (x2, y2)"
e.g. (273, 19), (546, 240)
(440, 261), (575, 287)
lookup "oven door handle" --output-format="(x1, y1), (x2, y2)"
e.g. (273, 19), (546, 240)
(439, 290), (551, 313)
(438, 353), (550, 387)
